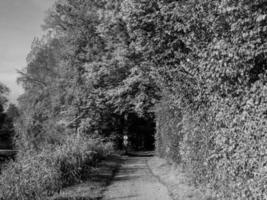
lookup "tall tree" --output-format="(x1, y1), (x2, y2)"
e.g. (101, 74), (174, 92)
(43, 0), (159, 136)
(17, 35), (66, 149)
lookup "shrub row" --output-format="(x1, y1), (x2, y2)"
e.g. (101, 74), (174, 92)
(0, 134), (113, 200)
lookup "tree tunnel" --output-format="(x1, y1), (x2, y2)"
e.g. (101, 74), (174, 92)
(98, 110), (156, 151)
(123, 113), (155, 151)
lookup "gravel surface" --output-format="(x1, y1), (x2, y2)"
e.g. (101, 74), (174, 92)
(102, 153), (172, 200)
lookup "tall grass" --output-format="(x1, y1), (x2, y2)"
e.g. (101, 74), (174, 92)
(0, 134), (113, 200)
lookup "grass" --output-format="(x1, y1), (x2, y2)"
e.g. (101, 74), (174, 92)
(0, 134), (114, 200)
(51, 154), (122, 200)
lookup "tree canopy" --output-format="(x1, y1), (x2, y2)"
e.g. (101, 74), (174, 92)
(0, 82), (9, 109)
(16, 0), (267, 199)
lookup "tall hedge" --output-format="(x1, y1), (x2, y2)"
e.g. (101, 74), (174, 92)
(124, 0), (267, 199)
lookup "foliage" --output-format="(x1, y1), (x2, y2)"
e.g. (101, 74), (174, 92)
(0, 112), (15, 149)
(17, 0), (159, 150)
(0, 83), (15, 149)
(17, 36), (66, 149)
(13, 0), (267, 199)
(124, 0), (267, 199)
(0, 134), (113, 200)
(6, 104), (19, 120)
(0, 82), (9, 107)
(12, 1), (158, 198)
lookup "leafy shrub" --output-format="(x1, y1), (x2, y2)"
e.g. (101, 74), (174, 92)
(0, 134), (113, 200)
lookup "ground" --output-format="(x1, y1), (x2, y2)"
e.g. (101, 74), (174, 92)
(103, 152), (172, 200)
(148, 157), (210, 200)
(53, 152), (210, 200)
(52, 155), (122, 200)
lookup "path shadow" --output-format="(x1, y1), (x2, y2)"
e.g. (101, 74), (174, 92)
(126, 151), (154, 157)
(52, 155), (123, 200)
(105, 152), (154, 184)
(105, 194), (139, 200)
(112, 175), (141, 182)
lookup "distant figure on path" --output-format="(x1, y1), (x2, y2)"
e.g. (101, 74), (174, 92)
(123, 135), (128, 155)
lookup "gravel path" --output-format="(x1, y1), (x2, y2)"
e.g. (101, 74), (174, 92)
(102, 152), (172, 200)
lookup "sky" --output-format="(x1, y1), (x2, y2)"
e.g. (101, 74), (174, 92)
(0, 0), (56, 103)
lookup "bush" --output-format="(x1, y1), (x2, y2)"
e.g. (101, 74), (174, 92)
(0, 134), (113, 200)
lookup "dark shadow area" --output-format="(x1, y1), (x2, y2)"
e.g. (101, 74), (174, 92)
(113, 175), (141, 182)
(127, 113), (156, 151)
(118, 167), (146, 173)
(99, 111), (156, 153)
(90, 155), (123, 184)
(53, 155), (123, 200)
(54, 197), (101, 200)
(126, 151), (154, 157)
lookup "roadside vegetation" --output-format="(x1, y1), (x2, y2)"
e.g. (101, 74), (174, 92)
(0, 134), (113, 200)
(0, 1), (266, 200)
(148, 157), (207, 200)
(0, 83), (16, 151)
(131, 1), (267, 199)
(1, 0), (155, 199)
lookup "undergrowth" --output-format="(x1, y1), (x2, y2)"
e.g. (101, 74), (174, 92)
(0, 134), (113, 200)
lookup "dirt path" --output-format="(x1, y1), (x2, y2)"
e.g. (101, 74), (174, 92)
(102, 152), (172, 200)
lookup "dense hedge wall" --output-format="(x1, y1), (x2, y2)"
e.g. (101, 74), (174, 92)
(155, 89), (267, 199)
(124, 0), (267, 199)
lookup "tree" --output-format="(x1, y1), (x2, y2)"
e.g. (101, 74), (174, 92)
(42, 0), (159, 138)
(6, 104), (19, 120)
(17, 35), (67, 149)
(0, 83), (14, 149)
(0, 82), (9, 108)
